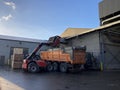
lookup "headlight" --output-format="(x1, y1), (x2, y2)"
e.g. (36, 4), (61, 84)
(23, 59), (27, 63)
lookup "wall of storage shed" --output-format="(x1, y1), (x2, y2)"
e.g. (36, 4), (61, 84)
(0, 39), (39, 65)
(67, 31), (100, 61)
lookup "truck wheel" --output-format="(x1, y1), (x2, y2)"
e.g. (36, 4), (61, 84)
(53, 62), (58, 71)
(47, 62), (53, 72)
(28, 62), (39, 73)
(59, 63), (68, 73)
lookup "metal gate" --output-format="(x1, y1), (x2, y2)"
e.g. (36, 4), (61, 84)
(104, 43), (120, 69)
(100, 25), (120, 69)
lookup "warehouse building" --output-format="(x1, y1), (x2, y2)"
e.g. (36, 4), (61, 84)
(0, 35), (42, 66)
(61, 0), (120, 69)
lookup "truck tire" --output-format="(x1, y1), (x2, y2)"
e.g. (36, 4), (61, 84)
(46, 62), (53, 72)
(28, 62), (39, 73)
(59, 63), (68, 73)
(53, 62), (58, 71)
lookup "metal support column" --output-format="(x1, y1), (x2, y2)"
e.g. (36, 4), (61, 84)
(99, 31), (105, 71)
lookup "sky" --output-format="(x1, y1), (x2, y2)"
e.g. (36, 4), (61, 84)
(0, 0), (102, 40)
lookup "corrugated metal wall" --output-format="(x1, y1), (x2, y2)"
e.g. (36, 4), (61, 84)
(0, 39), (39, 65)
(68, 32), (100, 61)
(67, 25), (120, 69)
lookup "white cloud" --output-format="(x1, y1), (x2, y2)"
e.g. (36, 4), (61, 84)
(0, 1), (16, 22)
(4, 1), (16, 10)
(0, 14), (12, 21)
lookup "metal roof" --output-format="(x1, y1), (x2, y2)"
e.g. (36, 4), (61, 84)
(0, 35), (42, 43)
(61, 20), (120, 39)
(60, 28), (91, 38)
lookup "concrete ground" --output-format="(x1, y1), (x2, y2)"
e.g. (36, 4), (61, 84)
(0, 66), (120, 90)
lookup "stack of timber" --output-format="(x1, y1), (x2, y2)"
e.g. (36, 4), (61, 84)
(11, 48), (24, 69)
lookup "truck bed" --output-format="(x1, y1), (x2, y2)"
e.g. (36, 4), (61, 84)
(40, 47), (86, 65)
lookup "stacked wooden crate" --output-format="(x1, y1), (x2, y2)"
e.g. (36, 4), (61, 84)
(11, 48), (24, 69)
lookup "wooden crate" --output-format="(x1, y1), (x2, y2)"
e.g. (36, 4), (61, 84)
(72, 50), (86, 64)
(11, 54), (24, 62)
(13, 48), (23, 54)
(11, 62), (22, 69)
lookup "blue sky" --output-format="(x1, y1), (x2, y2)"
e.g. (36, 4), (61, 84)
(0, 0), (102, 40)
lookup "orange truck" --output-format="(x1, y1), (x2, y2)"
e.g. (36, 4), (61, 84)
(22, 36), (86, 73)
(40, 47), (86, 72)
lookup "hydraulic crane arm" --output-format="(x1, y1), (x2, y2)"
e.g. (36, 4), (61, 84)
(26, 36), (61, 60)
(26, 43), (48, 60)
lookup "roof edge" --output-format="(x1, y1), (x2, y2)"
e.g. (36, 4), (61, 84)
(0, 35), (44, 43)
(65, 20), (120, 39)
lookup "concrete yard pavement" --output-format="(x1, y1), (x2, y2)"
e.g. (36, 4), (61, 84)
(0, 66), (120, 90)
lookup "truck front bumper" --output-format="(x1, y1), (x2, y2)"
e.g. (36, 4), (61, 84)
(22, 60), (28, 70)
